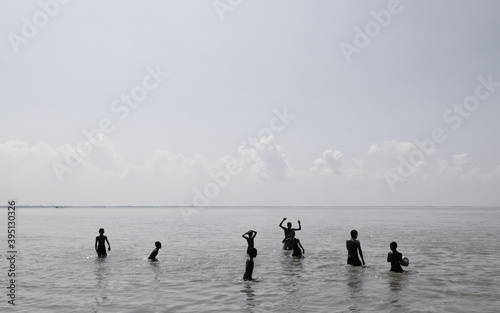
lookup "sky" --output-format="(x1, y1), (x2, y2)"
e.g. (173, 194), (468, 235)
(1, 0), (499, 206)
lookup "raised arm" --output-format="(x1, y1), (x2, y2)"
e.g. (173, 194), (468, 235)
(279, 218), (287, 229)
(251, 230), (257, 238)
(294, 220), (301, 231)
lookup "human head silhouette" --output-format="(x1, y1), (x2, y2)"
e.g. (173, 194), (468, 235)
(350, 229), (358, 239)
(248, 248), (257, 258)
(390, 241), (398, 251)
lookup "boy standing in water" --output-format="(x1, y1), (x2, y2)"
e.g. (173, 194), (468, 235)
(346, 229), (365, 266)
(148, 241), (162, 261)
(279, 217), (301, 249)
(282, 231), (305, 257)
(290, 237), (305, 258)
(243, 248), (257, 281)
(95, 228), (111, 257)
(242, 230), (257, 254)
(387, 241), (405, 272)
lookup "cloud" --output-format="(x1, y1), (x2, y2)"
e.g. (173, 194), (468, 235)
(477, 164), (500, 183)
(0, 136), (297, 205)
(0, 140), (57, 178)
(311, 149), (343, 175)
(437, 153), (480, 182)
(0, 139), (207, 205)
(368, 140), (415, 155)
(236, 136), (293, 181)
(1, 139), (499, 206)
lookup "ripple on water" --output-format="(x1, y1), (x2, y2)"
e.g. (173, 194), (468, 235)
(13, 207), (500, 312)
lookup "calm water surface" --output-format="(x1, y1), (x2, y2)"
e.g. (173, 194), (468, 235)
(2, 207), (499, 312)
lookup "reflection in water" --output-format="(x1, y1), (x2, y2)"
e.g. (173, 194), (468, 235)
(345, 266), (365, 312)
(93, 257), (110, 312)
(241, 283), (255, 311)
(279, 251), (305, 311)
(387, 271), (408, 292)
(386, 271), (409, 311)
(149, 261), (162, 306)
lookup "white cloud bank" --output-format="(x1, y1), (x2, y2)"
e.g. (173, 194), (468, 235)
(1, 137), (499, 206)
(311, 149), (343, 175)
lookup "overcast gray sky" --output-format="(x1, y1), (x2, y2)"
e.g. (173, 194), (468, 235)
(1, 0), (499, 206)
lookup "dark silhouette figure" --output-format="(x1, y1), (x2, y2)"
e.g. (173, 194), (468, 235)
(242, 230), (257, 254)
(387, 241), (406, 272)
(346, 229), (365, 266)
(279, 217), (301, 249)
(95, 228), (111, 257)
(148, 241), (162, 261)
(283, 235), (305, 258)
(291, 238), (305, 258)
(243, 248), (257, 281)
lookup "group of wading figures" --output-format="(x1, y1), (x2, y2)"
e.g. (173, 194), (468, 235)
(95, 217), (408, 282)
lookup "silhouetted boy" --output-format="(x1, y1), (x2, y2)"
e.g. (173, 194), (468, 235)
(95, 228), (111, 257)
(242, 230), (257, 254)
(283, 234), (305, 258)
(148, 241), (162, 261)
(291, 237), (305, 258)
(279, 217), (301, 249)
(243, 248), (257, 281)
(387, 241), (406, 272)
(346, 229), (365, 266)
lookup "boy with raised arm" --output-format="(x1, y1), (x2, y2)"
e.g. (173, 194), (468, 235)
(242, 230), (257, 254)
(279, 217), (301, 249)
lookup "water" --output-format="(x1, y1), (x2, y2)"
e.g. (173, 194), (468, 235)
(2, 207), (499, 312)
